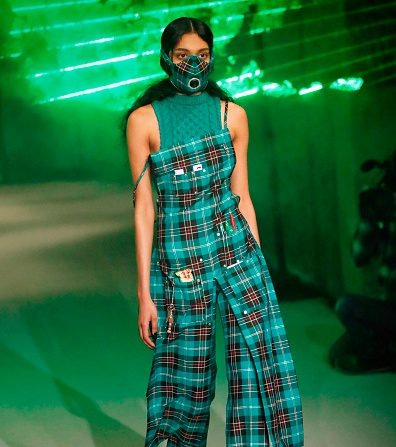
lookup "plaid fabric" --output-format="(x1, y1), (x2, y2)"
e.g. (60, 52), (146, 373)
(160, 48), (215, 94)
(143, 102), (304, 446)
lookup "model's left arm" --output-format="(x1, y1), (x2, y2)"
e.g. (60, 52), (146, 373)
(229, 102), (261, 247)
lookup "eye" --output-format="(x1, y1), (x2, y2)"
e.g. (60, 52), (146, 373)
(200, 52), (209, 59)
(177, 53), (187, 60)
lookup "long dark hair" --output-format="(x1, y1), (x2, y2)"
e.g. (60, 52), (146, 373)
(121, 16), (235, 138)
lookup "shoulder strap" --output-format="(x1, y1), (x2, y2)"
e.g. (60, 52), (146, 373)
(223, 100), (228, 129)
(132, 157), (150, 208)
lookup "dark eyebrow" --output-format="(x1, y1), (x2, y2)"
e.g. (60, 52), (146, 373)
(174, 47), (210, 52)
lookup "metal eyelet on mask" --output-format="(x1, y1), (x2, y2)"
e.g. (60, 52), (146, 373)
(189, 77), (200, 89)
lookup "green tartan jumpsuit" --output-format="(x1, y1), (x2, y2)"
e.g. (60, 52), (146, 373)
(132, 92), (304, 447)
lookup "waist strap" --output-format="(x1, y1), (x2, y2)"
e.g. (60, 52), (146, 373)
(132, 157), (150, 208)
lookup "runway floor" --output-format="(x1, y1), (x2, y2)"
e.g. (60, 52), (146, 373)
(0, 181), (395, 447)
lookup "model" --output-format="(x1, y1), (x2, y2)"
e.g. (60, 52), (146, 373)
(125, 16), (304, 447)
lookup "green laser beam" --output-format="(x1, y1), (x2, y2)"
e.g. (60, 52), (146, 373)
(13, 0), (97, 12)
(45, 73), (164, 102)
(27, 31), (396, 87)
(11, 1), (291, 35)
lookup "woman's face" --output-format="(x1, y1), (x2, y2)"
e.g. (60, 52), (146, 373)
(169, 32), (210, 64)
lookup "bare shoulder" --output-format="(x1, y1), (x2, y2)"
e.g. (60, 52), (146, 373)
(229, 101), (247, 120)
(220, 100), (247, 121)
(127, 104), (155, 131)
(126, 103), (160, 153)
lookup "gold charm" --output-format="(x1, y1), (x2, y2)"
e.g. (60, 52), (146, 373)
(175, 267), (194, 283)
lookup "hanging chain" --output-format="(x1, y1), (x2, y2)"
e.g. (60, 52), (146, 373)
(166, 277), (176, 334)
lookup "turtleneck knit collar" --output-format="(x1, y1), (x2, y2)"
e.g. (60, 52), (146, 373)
(167, 91), (210, 105)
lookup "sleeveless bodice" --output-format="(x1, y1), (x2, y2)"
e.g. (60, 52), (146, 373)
(146, 96), (255, 283)
(151, 91), (221, 149)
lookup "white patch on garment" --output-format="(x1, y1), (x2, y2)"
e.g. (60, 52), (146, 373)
(226, 259), (242, 268)
(193, 163), (203, 171)
(174, 168), (185, 175)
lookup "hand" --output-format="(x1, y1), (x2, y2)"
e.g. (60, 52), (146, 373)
(138, 297), (158, 349)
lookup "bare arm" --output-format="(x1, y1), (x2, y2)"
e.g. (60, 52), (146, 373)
(127, 106), (157, 349)
(228, 102), (262, 247)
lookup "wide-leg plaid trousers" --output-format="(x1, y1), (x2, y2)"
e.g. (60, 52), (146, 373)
(145, 240), (304, 447)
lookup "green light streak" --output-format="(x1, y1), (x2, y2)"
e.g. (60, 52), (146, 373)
(40, 67), (263, 104)
(216, 68), (264, 92)
(13, 0), (389, 18)
(298, 83), (323, 95)
(7, 0), (394, 113)
(11, 3), (295, 35)
(44, 73), (163, 103)
(262, 81), (297, 97)
(291, 46), (396, 84)
(243, 32), (396, 76)
(330, 78), (364, 91)
(10, 0), (385, 58)
(11, 12), (138, 35)
(13, 0), (96, 12)
(23, 15), (394, 88)
(262, 83), (281, 91)
(233, 88), (259, 98)
(27, 36), (393, 103)
(71, 31), (155, 49)
(27, 29), (390, 82)
(75, 37), (115, 48)
(9, 0), (392, 71)
(39, 71), (363, 105)
(367, 70), (396, 85)
(40, 26), (253, 53)
(27, 28), (264, 80)
(24, 20), (395, 83)
(354, 59), (396, 78)
(33, 52), (141, 78)
(244, 17), (396, 63)
(351, 59), (396, 86)
(6, 14), (390, 67)
(281, 1), (396, 32)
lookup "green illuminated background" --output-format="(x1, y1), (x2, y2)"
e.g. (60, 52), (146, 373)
(2, 0), (395, 297)
(0, 1), (396, 446)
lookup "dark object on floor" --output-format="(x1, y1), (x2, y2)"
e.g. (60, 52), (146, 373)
(329, 294), (396, 374)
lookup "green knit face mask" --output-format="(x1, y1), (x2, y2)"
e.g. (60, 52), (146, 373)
(161, 48), (215, 94)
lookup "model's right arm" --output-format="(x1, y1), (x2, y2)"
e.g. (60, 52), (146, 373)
(126, 107), (157, 350)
